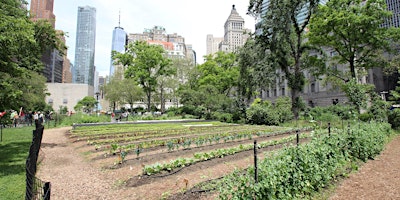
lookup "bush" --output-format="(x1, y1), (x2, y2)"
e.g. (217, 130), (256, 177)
(359, 112), (373, 122)
(388, 109), (400, 129)
(212, 112), (233, 123)
(246, 104), (279, 125)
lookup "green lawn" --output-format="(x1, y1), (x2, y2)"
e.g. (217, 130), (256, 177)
(0, 126), (34, 199)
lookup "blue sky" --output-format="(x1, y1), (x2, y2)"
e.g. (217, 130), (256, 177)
(27, 0), (255, 77)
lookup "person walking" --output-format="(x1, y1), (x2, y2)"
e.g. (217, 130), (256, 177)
(33, 111), (39, 129)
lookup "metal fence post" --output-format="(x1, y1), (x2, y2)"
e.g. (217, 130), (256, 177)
(328, 122), (331, 137)
(254, 140), (258, 183)
(43, 182), (51, 200)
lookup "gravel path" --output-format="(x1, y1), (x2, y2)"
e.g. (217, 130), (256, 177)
(37, 127), (400, 200)
(37, 127), (123, 200)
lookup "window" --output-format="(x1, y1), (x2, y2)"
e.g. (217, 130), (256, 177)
(63, 99), (68, 104)
(311, 83), (316, 93)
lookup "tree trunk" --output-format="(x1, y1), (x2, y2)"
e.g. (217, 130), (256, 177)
(147, 92), (151, 112)
(291, 89), (300, 119)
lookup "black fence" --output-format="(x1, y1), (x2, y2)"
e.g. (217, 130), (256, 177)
(25, 125), (51, 200)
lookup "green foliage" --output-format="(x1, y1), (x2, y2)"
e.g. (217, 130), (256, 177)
(367, 92), (389, 122)
(308, 0), (398, 80)
(74, 96), (98, 113)
(388, 109), (400, 129)
(113, 41), (174, 112)
(219, 122), (392, 199)
(246, 97), (294, 125)
(307, 105), (357, 121)
(0, 0), (65, 112)
(341, 79), (374, 112)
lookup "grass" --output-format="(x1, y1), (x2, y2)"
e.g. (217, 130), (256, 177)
(0, 126), (35, 200)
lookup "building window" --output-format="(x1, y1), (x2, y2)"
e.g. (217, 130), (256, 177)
(63, 99), (68, 104)
(311, 83), (316, 93)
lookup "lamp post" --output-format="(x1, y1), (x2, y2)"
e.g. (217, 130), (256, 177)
(95, 92), (100, 116)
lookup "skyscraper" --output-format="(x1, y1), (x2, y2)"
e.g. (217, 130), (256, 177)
(109, 14), (127, 77)
(224, 5), (246, 52)
(383, 0), (400, 28)
(73, 6), (96, 86)
(30, 0), (64, 83)
(29, 0), (55, 28)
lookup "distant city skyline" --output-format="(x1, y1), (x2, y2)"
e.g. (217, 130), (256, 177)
(26, 0), (255, 77)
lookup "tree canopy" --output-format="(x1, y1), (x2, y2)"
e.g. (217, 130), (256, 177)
(248, 0), (324, 118)
(0, 0), (65, 111)
(307, 0), (399, 80)
(112, 41), (175, 111)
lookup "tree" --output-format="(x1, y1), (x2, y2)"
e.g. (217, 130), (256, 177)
(74, 96), (98, 113)
(199, 52), (239, 96)
(112, 41), (174, 112)
(237, 36), (275, 103)
(103, 70), (125, 112)
(178, 52), (239, 116)
(307, 0), (399, 80)
(120, 78), (144, 112)
(248, 0), (324, 119)
(0, 0), (65, 111)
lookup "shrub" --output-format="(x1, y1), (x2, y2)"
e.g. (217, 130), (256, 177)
(212, 112), (233, 123)
(388, 109), (400, 129)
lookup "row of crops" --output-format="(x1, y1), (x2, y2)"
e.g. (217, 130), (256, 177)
(214, 122), (393, 199)
(70, 122), (300, 156)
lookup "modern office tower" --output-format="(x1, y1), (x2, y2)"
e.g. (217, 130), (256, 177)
(109, 14), (127, 77)
(383, 0), (400, 28)
(224, 5), (246, 52)
(73, 6), (96, 86)
(29, 0), (55, 28)
(30, 0), (64, 83)
(206, 34), (224, 55)
(255, 0), (328, 33)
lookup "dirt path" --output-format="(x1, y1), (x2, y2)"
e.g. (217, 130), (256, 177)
(329, 134), (400, 200)
(37, 127), (400, 200)
(37, 127), (127, 200)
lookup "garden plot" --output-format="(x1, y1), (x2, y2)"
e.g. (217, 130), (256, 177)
(69, 121), (312, 199)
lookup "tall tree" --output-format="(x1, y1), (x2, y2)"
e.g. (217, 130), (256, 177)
(237, 37), (275, 103)
(248, 0), (324, 119)
(0, 0), (64, 111)
(113, 41), (174, 111)
(307, 0), (399, 80)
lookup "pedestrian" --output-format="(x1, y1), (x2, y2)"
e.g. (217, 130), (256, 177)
(33, 111), (39, 129)
(38, 111), (44, 124)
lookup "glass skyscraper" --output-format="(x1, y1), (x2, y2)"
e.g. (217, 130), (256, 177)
(73, 6), (96, 86)
(383, 0), (400, 28)
(109, 26), (127, 77)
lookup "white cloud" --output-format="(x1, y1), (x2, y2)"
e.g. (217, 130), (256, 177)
(28, 0), (255, 77)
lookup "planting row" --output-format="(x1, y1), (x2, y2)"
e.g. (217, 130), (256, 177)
(142, 132), (313, 176)
(103, 127), (311, 157)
